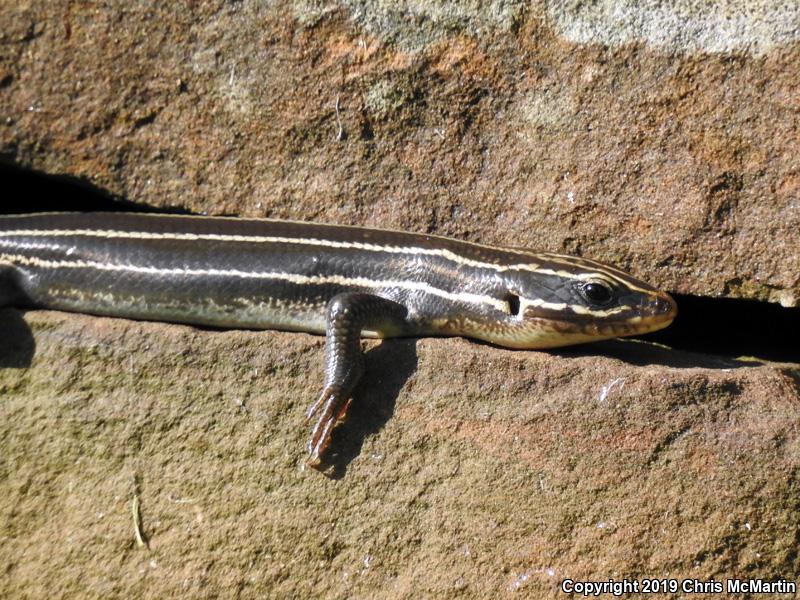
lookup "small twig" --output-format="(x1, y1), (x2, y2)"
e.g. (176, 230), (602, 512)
(132, 476), (149, 549)
(334, 94), (344, 141)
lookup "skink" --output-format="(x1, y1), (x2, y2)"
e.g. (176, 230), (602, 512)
(0, 213), (677, 468)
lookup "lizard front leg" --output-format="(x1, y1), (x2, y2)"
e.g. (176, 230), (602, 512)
(306, 292), (408, 469)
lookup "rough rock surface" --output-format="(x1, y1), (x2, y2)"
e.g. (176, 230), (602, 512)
(1, 1), (799, 599)
(1, 1), (798, 305)
(1, 310), (799, 598)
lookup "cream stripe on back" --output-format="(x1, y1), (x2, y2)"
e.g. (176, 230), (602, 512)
(0, 227), (652, 293)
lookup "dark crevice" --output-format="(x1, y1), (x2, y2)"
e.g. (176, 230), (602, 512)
(0, 161), (190, 214)
(639, 294), (799, 363)
(1, 162), (797, 363)
(132, 112), (157, 129)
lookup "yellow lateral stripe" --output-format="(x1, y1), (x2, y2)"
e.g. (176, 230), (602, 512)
(0, 253), (509, 312)
(0, 227), (647, 291)
(0, 252), (634, 319)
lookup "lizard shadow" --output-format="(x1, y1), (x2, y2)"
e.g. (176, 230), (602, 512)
(321, 338), (418, 479)
(0, 308), (35, 368)
(320, 332), (765, 477)
(550, 338), (765, 370)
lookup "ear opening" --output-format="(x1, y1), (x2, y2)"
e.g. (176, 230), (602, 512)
(505, 292), (521, 316)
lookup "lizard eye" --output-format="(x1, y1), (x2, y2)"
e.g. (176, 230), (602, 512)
(580, 281), (614, 306)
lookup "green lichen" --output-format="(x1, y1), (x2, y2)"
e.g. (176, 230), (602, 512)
(364, 79), (413, 118)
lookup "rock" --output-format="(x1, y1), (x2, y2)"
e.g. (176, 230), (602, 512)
(1, 310), (798, 597)
(0, 1), (798, 305)
(1, 1), (799, 598)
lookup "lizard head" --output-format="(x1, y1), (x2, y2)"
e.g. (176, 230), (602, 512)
(477, 252), (677, 349)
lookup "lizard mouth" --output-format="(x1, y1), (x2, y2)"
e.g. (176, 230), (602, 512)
(637, 292), (679, 331)
(525, 291), (678, 342)
(598, 291), (678, 337)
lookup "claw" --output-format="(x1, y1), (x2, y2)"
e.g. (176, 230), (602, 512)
(334, 397), (352, 424)
(305, 389), (352, 468)
(304, 293), (407, 468)
(307, 412), (336, 466)
(305, 387), (329, 421)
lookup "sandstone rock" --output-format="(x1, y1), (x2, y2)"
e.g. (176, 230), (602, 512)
(1, 1), (799, 598)
(1, 311), (799, 597)
(1, 1), (798, 305)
